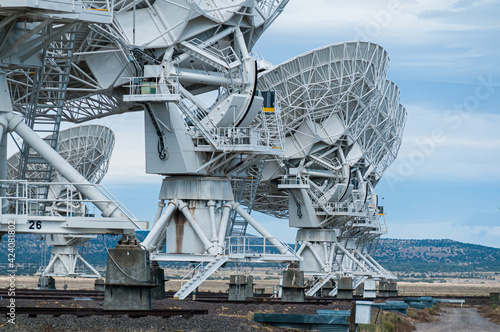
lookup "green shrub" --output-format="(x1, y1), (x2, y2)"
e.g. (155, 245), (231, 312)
(381, 321), (395, 332)
(428, 305), (440, 316)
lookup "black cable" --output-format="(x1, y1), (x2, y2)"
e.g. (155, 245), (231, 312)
(144, 103), (167, 160)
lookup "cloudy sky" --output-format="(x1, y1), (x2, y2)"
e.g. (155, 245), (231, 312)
(60, 0), (500, 248)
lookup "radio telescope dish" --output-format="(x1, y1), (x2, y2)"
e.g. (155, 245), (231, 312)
(7, 124), (115, 278)
(253, 41), (406, 217)
(247, 41), (407, 284)
(8, 125), (114, 185)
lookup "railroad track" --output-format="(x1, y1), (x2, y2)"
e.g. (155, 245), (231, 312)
(0, 289), (104, 301)
(1, 289), (490, 304)
(195, 298), (335, 305)
(0, 307), (208, 318)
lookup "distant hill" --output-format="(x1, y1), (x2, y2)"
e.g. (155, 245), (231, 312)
(375, 238), (500, 273)
(1, 233), (499, 275)
(0, 231), (149, 275)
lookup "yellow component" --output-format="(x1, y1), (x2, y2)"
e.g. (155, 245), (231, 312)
(141, 82), (150, 95)
(379, 213), (384, 216)
(85, 8), (109, 12)
(272, 147), (282, 149)
(263, 107), (275, 112)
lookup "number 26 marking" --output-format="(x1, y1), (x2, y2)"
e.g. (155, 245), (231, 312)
(29, 221), (42, 230)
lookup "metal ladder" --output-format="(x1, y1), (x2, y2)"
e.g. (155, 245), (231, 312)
(174, 255), (229, 300)
(310, 154), (342, 171)
(179, 41), (240, 72)
(228, 160), (265, 237)
(18, 26), (78, 203)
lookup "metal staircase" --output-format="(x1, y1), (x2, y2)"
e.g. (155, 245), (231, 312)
(177, 99), (219, 147)
(179, 40), (240, 72)
(329, 286), (338, 296)
(305, 272), (336, 297)
(353, 276), (368, 291)
(310, 154), (342, 171)
(18, 26), (79, 204)
(174, 255), (229, 300)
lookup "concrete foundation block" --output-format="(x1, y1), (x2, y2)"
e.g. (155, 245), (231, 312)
(282, 288), (306, 302)
(281, 264), (305, 302)
(38, 276), (56, 290)
(150, 263), (166, 300)
(321, 281), (334, 297)
(337, 276), (353, 299)
(388, 281), (398, 297)
(363, 279), (377, 299)
(94, 278), (105, 292)
(355, 282), (364, 296)
(104, 237), (152, 310)
(378, 281), (390, 298)
(245, 275), (255, 299)
(228, 275), (253, 301)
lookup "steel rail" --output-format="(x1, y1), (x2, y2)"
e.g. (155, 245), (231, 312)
(0, 307), (208, 318)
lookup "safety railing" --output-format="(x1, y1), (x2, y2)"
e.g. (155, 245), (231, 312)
(311, 153), (341, 170)
(186, 38), (240, 68)
(179, 254), (214, 289)
(226, 236), (301, 260)
(82, 0), (112, 12)
(303, 179), (368, 216)
(321, 202), (362, 214)
(278, 175), (309, 188)
(0, 180), (138, 224)
(123, 76), (180, 102)
(192, 126), (282, 153)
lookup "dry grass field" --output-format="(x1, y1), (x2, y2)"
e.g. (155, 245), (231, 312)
(397, 281), (499, 297)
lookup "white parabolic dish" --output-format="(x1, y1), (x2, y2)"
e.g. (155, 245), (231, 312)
(7, 125), (115, 184)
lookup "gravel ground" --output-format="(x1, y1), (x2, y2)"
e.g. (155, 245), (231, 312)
(415, 307), (499, 332)
(0, 297), (351, 331)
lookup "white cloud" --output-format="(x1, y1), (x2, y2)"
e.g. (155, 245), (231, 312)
(267, 0), (480, 44)
(384, 104), (500, 183)
(83, 112), (159, 184)
(258, 0), (500, 83)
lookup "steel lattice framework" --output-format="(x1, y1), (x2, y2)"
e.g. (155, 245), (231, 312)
(250, 41), (407, 285)
(254, 41), (406, 213)
(3, 0), (290, 124)
(5, 124), (115, 278)
(0, 2), (408, 297)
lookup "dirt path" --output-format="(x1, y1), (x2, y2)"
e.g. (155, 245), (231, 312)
(415, 307), (499, 332)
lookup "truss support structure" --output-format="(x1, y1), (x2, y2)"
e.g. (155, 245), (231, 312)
(252, 41), (407, 291)
(1, 111), (128, 219)
(18, 24), (80, 203)
(1, 2), (408, 300)
(141, 178), (296, 260)
(43, 241), (101, 278)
